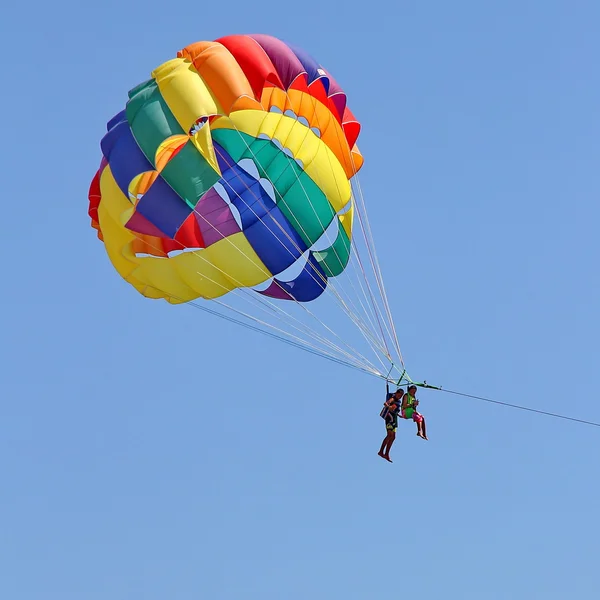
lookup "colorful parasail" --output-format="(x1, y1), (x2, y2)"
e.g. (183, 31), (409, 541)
(88, 34), (364, 305)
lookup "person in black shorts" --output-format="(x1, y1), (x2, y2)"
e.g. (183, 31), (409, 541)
(378, 388), (404, 462)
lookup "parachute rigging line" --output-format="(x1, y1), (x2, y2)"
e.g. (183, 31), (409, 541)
(208, 80), (404, 375)
(137, 273), (385, 378)
(219, 128), (396, 367)
(188, 139), (395, 374)
(129, 227), (384, 375)
(300, 89), (402, 363)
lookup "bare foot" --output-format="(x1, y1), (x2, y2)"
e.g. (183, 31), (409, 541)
(384, 455), (393, 462)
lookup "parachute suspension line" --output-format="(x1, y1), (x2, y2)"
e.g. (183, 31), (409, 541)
(302, 137), (393, 362)
(219, 113), (386, 352)
(351, 180), (401, 361)
(384, 363), (397, 382)
(299, 93), (398, 363)
(336, 261), (391, 369)
(328, 113), (404, 367)
(234, 104), (389, 366)
(216, 131), (393, 368)
(191, 139), (391, 374)
(295, 158), (396, 362)
(350, 174), (403, 364)
(181, 289), (383, 377)
(129, 222), (383, 375)
(186, 196), (380, 370)
(286, 86), (402, 363)
(135, 132), (387, 373)
(292, 89), (396, 357)
(320, 106), (402, 363)
(216, 130), (391, 365)
(223, 122), (394, 368)
(342, 255), (390, 355)
(187, 206), (384, 373)
(189, 299), (383, 378)
(355, 178), (403, 363)
(209, 295), (381, 376)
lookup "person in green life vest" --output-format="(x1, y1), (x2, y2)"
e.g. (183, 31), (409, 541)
(402, 385), (428, 440)
(378, 388), (404, 462)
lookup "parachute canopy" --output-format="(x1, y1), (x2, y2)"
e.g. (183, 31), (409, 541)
(89, 34), (363, 305)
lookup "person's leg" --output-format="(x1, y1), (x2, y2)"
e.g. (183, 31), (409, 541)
(413, 413), (428, 440)
(383, 430), (396, 461)
(379, 426), (395, 461)
(378, 431), (390, 457)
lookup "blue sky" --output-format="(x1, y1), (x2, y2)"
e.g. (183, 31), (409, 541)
(2, 1), (599, 598)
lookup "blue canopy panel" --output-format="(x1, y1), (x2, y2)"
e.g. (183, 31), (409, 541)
(257, 252), (327, 302)
(215, 150), (271, 227)
(135, 175), (193, 239)
(242, 203), (307, 276)
(100, 115), (153, 201)
(213, 141), (308, 275)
